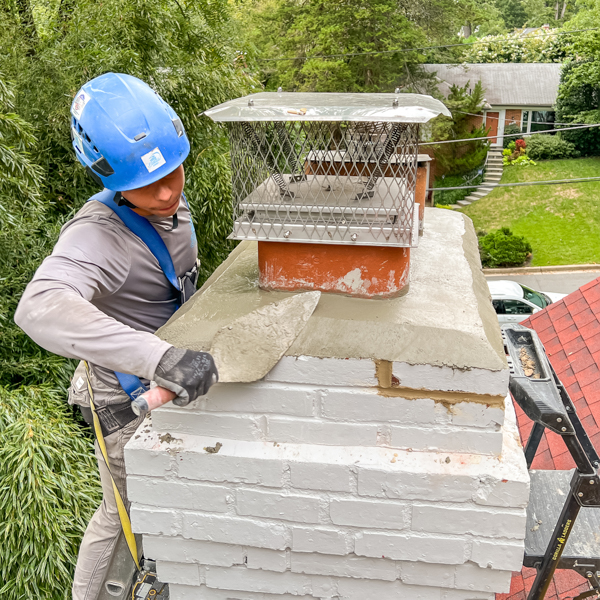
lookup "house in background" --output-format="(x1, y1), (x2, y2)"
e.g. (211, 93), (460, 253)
(422, 63), (562, 146)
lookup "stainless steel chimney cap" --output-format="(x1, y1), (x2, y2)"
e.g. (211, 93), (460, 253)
(204, 92), (451, 123)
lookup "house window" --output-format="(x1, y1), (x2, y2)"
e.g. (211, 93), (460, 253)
(530, 111), (555, 133)
(521, 111), (529, 133)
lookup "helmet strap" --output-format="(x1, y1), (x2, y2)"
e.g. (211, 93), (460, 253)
(114, 192), (138, 209)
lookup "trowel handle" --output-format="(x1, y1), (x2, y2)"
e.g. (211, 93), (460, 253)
(130, 374), (219, 416)
(131, 387), (176, 416)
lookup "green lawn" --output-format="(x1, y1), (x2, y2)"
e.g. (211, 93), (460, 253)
(458, 157), (600, 266)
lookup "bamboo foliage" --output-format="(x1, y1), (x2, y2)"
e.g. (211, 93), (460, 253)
(0, 386), (101, 600)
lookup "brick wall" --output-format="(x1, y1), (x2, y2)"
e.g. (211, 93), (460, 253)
(505, 110), (522, 128)
(150, 377), (505, 455)
(125, 209), (529, 600)
(126, 396), (527, 600)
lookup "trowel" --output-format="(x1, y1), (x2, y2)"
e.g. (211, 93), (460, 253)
(131, 291), (321, 415)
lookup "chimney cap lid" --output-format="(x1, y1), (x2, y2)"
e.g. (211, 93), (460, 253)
(204, 92), (450, 123)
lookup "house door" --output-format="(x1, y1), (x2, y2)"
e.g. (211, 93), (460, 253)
(485, 112), (499, 145)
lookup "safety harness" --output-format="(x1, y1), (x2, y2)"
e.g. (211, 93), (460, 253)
(87, 188), (198, 401)
(81, 189), (198, 581)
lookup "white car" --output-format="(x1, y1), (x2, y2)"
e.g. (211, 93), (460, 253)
(487, 280), (567, 324)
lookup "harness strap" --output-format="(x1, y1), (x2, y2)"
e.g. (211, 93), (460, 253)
(84, 361), (140, 572)
(89, 189), (180, 292)
(114, 372), (148, 401)
(87, 189), (184, 400)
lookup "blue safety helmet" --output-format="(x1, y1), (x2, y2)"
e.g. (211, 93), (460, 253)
(70, 73), (190, 191)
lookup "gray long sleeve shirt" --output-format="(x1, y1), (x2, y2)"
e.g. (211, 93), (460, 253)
(15, 196), (198, 404)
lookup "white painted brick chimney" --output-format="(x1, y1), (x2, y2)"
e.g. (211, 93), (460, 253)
(125, 208), (530, 599)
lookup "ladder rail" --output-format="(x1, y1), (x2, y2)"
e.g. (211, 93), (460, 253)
(525, 422), (545, 469)
(503, 324), (600, 600)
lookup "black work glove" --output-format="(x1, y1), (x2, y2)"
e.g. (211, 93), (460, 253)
(153, 347), (218, 407)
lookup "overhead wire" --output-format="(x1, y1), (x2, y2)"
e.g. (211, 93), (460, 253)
(420, 122), (600, 145)
(250, 27), (600, 189)
(455, 110), (587, 127)
(256, 27), (599, 62)
(428, 176), (600, 192)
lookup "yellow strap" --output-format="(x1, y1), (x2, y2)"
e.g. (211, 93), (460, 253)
(84, 361), (140, 571)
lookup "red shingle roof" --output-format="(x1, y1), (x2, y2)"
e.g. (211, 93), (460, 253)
(496, 277), (600, 600)
(521, 277), (600, 471)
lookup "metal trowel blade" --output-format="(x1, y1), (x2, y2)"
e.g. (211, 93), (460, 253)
(210, 291), (321, 383)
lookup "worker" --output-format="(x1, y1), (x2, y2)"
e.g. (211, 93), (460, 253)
(14, 72), (218, 600)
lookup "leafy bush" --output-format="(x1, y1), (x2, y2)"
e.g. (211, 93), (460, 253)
(503, 151), (537, 167)
(503, 123), (521, 148)
(435, 174), (483, 205)
(433, 171), (484, 206)
(479, 227), (532, 267)
(526, 134), (581, 160)
(0, 386), (101, 600)
(502, 142), (536, 166)
(463, 27), (572, 63)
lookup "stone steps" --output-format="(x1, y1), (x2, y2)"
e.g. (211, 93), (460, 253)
(452, 149), (504, 208)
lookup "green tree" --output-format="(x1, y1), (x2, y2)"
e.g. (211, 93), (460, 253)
(555, 1), (600, 155)
(0, 75), (42, 223)
(247, 0), (487, 92)
(499, 0), (528, 30)
(430, 80), (490, 176)
(250, 0), (430, 92)
(0, 73), (68, 387)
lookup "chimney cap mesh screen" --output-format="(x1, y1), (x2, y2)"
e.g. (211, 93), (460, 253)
(227, 120), (421, 247)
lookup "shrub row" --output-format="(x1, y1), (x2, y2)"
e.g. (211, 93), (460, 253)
(526, 134), (581, 160)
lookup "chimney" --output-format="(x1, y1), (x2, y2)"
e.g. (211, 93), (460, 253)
(124, 93), (529, 600)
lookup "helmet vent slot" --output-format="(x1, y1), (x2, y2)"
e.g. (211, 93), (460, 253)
(172, 118), (184, 137)
(91, 156), (115, 177)
(134, 132), (147, 141)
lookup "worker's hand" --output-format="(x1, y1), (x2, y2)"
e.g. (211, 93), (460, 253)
(153, 347), (218, 406)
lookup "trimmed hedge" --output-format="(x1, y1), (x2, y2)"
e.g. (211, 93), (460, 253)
(526, 134), (581, 161)
(479, 227), (532, 267)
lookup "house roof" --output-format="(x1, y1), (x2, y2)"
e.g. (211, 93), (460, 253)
(518, 277), (600, 470)
(496, 280), (600, 599)
(422, 63), (561, 107)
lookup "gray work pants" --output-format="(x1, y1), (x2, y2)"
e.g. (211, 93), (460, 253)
(72, 414), (144, 600)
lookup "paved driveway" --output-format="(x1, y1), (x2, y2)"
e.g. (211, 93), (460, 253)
(485, 272), (600, 295)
